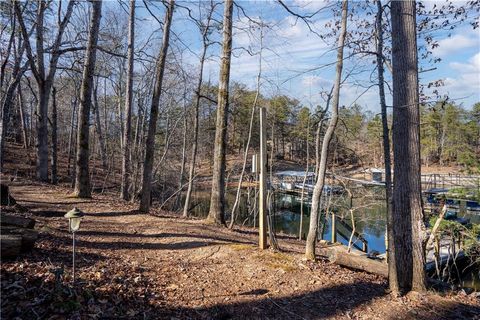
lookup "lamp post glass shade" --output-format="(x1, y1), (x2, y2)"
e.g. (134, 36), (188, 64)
(65, 207), (85, 232)
(70, 217), (81, 232)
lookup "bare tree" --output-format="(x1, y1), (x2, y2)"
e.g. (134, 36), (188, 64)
(305, 0), (348, 261)
(1, 5), (31, 171)
(229, 23), (264, 228)
(74, 0), (103, 197)
(207, 0), (233, 225)
(139, 0), (175, 212)
(121, 0), (135, 200)
(14, 0), (76, 182)
(183, 0), (218, 217)
(389, 0), (427, 295)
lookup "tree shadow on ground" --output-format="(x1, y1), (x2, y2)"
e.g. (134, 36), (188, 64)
(232, 227), (298, 241)
(79, 230), (255, 245)
(43, 230), (226, 251)
(75, 238), (226, 251)
(396, 299), (480, 320)
(18, 199), (98, 206)
(19, 245), (107, 266)
(32, 209), (67, 217)
(180, 281), (386, 319)
(1, 268), (387, 320)
(87, 210), (141, 217)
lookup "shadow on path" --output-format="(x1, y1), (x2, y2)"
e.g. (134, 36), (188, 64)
(80, 230), (254, 246)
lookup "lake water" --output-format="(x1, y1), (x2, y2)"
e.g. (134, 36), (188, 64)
(177, 188), (479, 291)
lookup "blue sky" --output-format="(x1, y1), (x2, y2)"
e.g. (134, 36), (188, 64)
(131, 0), (480, 112)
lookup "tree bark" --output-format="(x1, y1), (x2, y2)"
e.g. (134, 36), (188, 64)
(18, 88), (28, 149)
(67, 96), (77, 176)
(390, 0), (427, 295)
(176, 85), (187, 209)
(139, 0), (175, 212)
(74, 0), (103, 198)
(121, 0), (135, 201)
(299, 115), (310, 240)
(305, 0), (348, 261)
(50, 87), (58, 184)
(207, 0), (234, 225)
(93, 81), (107, 169)
(376, 0), (396, 294)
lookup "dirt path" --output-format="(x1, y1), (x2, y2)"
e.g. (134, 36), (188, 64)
(1, 179), (479, 319)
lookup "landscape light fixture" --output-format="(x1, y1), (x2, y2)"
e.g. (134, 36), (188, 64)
(64, 207), (84, 284)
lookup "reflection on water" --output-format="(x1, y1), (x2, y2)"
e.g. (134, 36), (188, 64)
(183, 189), (389, 251)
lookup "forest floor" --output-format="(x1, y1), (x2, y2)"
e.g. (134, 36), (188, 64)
(1, 176), (480, 319)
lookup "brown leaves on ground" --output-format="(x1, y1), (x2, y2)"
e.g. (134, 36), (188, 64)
(1, 178), (479, 319)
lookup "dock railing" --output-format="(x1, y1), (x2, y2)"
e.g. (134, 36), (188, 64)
(422, 173), (480, 190)
(331, 213), (368, 253)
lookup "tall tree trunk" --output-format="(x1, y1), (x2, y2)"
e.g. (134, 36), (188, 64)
(36, 86), (49, 181)
(176, 88), (187, 209)
(67, 96), (77, 176)
(93, 81), (107, 169)
(314, 94), (330, 177)
(376, 0), (395, 294)
(139, 0), (175, 212)
(50, 87), (58, 184)
(390, 0), (427, 295)
(74, 0), (103, 197)
(305, 0), (348, 261)
(207, 0), (234, 225)
(18, 88), (28, 149)
(299, 116), (310, 240)
(121, 0), (135, 200)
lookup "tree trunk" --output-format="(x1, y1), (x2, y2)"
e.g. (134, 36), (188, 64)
(314, 95), (330, 177)
(376, 0), (395, 294)
(67, 96), (77, 176)
(50, 87), (58, 184)
(139, 0), (175, 212)
(390, 0), (427, 295)
(74, 0), (103, 198)
(305, 0), (348, 261)
(93, 81), (107, 169)
(176, 88), (187, 209)
(36, 86), (50, 181)
(121, 0), (135, 201)
(299, 115), (310, 240)
(18, 88), (28, 149)
(207, 0), (234, 225)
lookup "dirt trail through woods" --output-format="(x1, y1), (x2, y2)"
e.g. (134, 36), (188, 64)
(1, 178), (479, 319)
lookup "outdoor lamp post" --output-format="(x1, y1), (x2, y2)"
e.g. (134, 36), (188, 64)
(64, 207), (84, 284)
